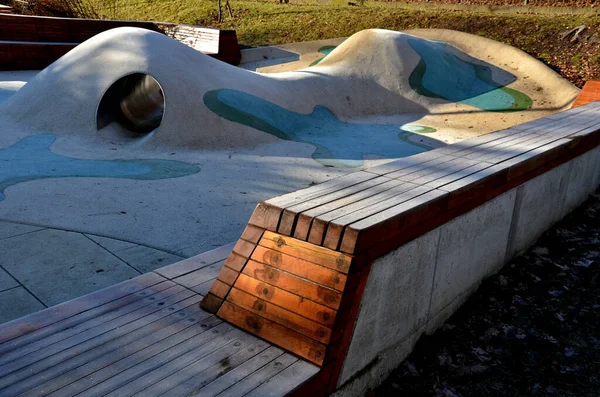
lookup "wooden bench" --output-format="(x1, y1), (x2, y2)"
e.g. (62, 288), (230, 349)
(0, 242), (318, 396)
(202, 100), (600, 395)
(0, 14), (241, 70)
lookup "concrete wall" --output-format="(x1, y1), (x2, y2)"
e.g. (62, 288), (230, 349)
(333, 146), (600, 396)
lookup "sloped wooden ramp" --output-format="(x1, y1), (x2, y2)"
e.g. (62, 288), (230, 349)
(0, 243), (318, 397)
(573, 81), (600, 108)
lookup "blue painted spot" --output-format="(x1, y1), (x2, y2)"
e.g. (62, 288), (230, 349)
(0, 134), (200, 201)
(204, 89), (432, 168)
(407, 38), (532, 111)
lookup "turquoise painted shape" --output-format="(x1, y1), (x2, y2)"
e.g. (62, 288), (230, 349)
(310, 45), (338, 67)
(204, 89), (430, 168)
(407, 38), (533, 111)
(0, 134), (200, 201)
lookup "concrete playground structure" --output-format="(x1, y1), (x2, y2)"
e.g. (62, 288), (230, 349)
(0, 24), (597, 397)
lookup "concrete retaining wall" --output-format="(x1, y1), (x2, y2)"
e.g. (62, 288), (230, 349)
(333, 145), (600, 395)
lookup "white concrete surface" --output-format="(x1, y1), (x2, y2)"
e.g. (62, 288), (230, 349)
(505, 163), (570, 260)
(337, 229), (440, 387)
(0, 220), (186, 323)
(564, 146), (600, 214)
(428, 190), (516, 327)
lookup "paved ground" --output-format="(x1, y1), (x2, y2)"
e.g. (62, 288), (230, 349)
(0, 219), (186, 323)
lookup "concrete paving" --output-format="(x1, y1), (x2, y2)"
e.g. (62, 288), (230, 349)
(0, 219), (185, 323)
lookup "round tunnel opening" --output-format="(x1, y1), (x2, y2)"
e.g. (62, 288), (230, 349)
(97, 73), (165, 135)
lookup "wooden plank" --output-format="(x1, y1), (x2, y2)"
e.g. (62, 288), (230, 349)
(232, 239), (256, 258)
(190, 346), (285, 397)
(232, 274), (336, 328)
(0, 288), (196, 387)
(213, 353), (297, 397)
(397, 157), (480, 185)
(450, 131), (535, 160)
(240, 224), (266, 244)
(323, 184), (430, 251)
(243, 360), (320, 397)
(435, 128), (517, 155)
(0, 272), (164, 345)
(259, 231), (351, 274)
(266, 172), (377, 208)
(249, 172), (378, 230)
(209, 280), (232, 300)
(251, 245), (346, 291)
(201, 293), (224, 313)
(50, 320), (233, 397)
(224, 252), (248, 272)
(481, 132), (573, 165)
(127, 335), (265, 397)
(340, 189), (448, 254)
(227, 288), (331, 344)
(293, 179), (405, 243)
(435, 161), (510, 208)
(217, 265), (240, 285)
(94, 328), (246, 397)
(211, 279), (232, 298)
(573, 82), (600, 108)
(190, 278), (217, 296)
(384, 154), (457, 180)
(172, 260), (224, 289)
(0, 280), (176, 366)
(423, 162), (492, 189)
(3, 301), (215, 397)
(278, 176), (391, 236)
(154, 242), (234, 279)
(218, 302), (326, 365)
(243, 260), (341, 310)
(305, 181), (410, 245)
(501, 138), (572, 181)
(364, 150), (456, 176)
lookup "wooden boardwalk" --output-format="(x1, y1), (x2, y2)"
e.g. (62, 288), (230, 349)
(0, 243), (318, 397)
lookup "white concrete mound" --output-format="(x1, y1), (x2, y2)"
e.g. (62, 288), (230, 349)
(1, 28), (578, 148)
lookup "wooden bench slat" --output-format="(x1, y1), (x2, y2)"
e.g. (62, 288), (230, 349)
(232, 274), (336, 328)
(106, 332), (256, 397)
(218, 302), (326, 365)
(0, 292), (200, 392)
(0, 280), (175, 366)
(242, 260), (342, 310)
(148, 338), (272, 397)
(278, 176), (391, 236)
(259, 232), (351, 273)
(3, 300), (213, 397)
(0, 272), (164, 345)
(211, 352), (298, 397)
(186, 345), (285, 397)
(250, 246), (347, 291)
(227, 288), (332, 344)
(84, 325), (242, 397)
(154, 243), (233, 279)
